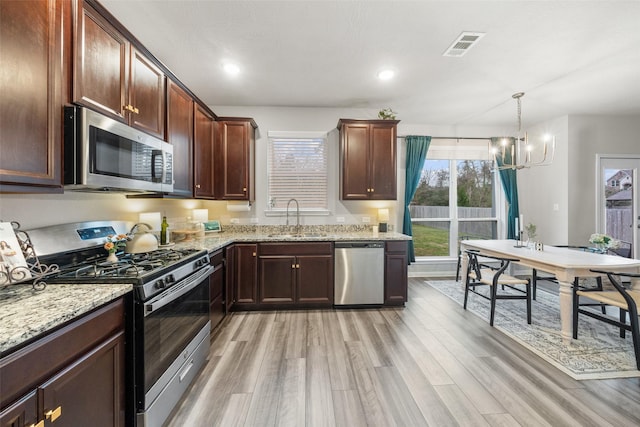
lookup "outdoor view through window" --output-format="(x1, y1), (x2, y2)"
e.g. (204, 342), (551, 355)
(410, 159), (497, 257)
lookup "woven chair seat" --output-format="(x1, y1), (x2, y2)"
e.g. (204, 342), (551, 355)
(470, 268), (529, 286)
(576, 289), (640, 310)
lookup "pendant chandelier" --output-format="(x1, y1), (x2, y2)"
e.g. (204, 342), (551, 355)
(492, 92), (555, 170)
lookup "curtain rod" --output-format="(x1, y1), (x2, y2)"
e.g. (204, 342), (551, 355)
(397, 136), (490, 140)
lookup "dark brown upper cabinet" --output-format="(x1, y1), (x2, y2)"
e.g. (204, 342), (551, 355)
(74, 2), (166, 139)
(193, 103), (216, 199)
(166, 80), (194, 197)
(337, 119), (400, 200)
(0, 0), (66, 193)
(214, 118), (257, 201)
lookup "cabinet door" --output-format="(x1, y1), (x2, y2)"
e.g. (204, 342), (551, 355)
(0, 0), (63, 192)
(385, 241), (408, 305)
(193, 104), (215, 198)
(370, 123), (397, 200)
(341, 123), (370, 199)
(297, 255), (333, 305)
(128, 48), (165, 139)
(167, 80), (193, 197)
(74, 3), (128, 121)
(259, 256), (296, 304)
(39, 332), (125, 427)
(0, 391), (38, 427)
(225, 245), (235, 312)
(234, 244), (258, 304)
(216, 120), (251, 200)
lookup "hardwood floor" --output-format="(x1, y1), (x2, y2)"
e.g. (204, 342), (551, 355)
(167, 278), (640, 426)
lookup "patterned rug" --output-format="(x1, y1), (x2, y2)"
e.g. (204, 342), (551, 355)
(425, 280), (639, 380)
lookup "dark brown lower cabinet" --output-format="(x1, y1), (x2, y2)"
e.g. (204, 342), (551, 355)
(209, 249), (226, 331)
(258, 243), (333, 308)
(385, 241), (408, 305)
(0, 298), (127, 427)
(232, 243), (258, 306)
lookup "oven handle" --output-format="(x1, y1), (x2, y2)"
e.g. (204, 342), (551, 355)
(144, 265), (213, 316)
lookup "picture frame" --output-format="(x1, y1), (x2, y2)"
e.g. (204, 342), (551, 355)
(204, 220), (222, 233)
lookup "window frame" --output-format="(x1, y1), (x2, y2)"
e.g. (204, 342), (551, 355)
(265, 130), (331, 217)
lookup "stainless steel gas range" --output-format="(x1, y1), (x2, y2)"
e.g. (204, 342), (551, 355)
(29, 221), (212, 427)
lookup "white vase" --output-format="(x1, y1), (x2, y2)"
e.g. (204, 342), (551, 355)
(106, 252), (118, 263)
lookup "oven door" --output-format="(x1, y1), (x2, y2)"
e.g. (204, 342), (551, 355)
(136, 265), (211, 408)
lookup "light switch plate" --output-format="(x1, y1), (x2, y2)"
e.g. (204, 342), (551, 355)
(230, 218), (239, 224)
(362, 216), (370, 223)
(336, 216), (345, 223)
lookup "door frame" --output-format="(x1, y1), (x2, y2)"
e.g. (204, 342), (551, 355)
(595, 153), (640, 258)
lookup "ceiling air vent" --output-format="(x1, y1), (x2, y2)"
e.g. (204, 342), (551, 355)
(443, 32), (486, 57)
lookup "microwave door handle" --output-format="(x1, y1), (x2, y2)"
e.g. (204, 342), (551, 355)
(151, 149), (162, 183)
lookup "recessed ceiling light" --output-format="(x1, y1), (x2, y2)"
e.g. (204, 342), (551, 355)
(223, 63), (240, 76)
(377, 69), (395, 80)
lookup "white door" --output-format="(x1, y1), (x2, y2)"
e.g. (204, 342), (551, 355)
(597, 155), (639, 258)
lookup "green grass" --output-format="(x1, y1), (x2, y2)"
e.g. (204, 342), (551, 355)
(412, 224), (450, 256)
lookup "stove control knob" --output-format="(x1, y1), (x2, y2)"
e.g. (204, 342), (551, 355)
(165, 274), (175, 284)
(155, 279), (166, 289)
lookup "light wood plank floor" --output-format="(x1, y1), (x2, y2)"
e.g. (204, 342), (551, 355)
(167, 278), (640, 426)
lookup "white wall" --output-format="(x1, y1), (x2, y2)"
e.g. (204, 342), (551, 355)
(567, 115), (640, 244)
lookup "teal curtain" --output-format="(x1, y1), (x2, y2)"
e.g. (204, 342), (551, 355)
(403, 136), (431, 263)
(491, 137), (520, 239)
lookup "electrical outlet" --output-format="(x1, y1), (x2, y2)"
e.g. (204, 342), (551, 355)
(336, 216), (345, 223)
(553, 203), (559, 211)
(230, 218), (239, 224)
(250, 217), (259, 224)
(362, 216), (370, 223)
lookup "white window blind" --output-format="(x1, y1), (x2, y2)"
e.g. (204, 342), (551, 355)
(267, 133), (328, 211)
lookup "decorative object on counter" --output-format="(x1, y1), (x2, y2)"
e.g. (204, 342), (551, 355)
(204, 220), (222, 233)
(491, 92), (555, 171)
(589, 233), (620, 253)
(104, 233), (130, 262)
(378, 108), (397, 120)
(0, 221), (58, 290)
(192, 209), (208, 237)
(161, 216), (170, 245)
(525, 222), (537, 248)
(125, 223), (158, 253)
(378, 208), (390, 232)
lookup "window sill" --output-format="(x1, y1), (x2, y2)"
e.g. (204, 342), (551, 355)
(264, 209), (331, 217)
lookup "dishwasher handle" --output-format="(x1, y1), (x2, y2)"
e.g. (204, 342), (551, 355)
(335, 241), (385, 249)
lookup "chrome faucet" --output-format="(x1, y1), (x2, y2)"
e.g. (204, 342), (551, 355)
(286, 198), (300, 235)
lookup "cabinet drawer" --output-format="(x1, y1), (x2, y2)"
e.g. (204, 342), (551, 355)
(0, 298), (126, 408)
(259, 242), (333, 256)
(386, 240), (408, 254)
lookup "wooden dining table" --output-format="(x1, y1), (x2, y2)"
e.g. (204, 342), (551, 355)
(460, 239), (640, 340)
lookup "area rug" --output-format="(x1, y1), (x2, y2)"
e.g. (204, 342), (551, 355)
(425, 280), (640, 380)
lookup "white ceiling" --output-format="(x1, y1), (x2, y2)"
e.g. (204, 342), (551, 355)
(100, 0), (640, 128)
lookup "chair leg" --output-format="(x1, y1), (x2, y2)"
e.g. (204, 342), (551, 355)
(489, 284), (497, 326)
(463, 276), (470, 310)
(596, 276), (606, 314)
(532, 268), (538, 300)
(620, 309), (627, 339)
(572, 281), (579, 339)
(456, 254), (461, 282)
(627, 304), (640, 370)
(526, 279), (532, 324)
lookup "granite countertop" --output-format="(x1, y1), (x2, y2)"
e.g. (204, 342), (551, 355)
(0, 227), (410, 356)
(0, 282), (132, 356)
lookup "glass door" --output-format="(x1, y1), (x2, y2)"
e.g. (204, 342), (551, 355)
(597, 156), (639, 258)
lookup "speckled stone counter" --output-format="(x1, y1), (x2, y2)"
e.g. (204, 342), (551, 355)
(0, 226), (409, 356)
(171, 226), (411, 253)
(0, 283), (132, 355)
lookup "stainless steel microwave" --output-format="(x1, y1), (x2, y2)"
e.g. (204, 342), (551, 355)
(64, 106), (173, 193)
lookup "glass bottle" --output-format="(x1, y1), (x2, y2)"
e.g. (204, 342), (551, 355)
(160, 216), (169, 245)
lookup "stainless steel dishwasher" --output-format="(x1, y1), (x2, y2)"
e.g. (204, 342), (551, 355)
(334, 241), (385, 305)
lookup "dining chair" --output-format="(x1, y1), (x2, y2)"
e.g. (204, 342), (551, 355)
(532, 245), (605, 314)
(455, 235), (472, 281)
(572, 269), (640, 370)
(464, 250), (531, 326)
